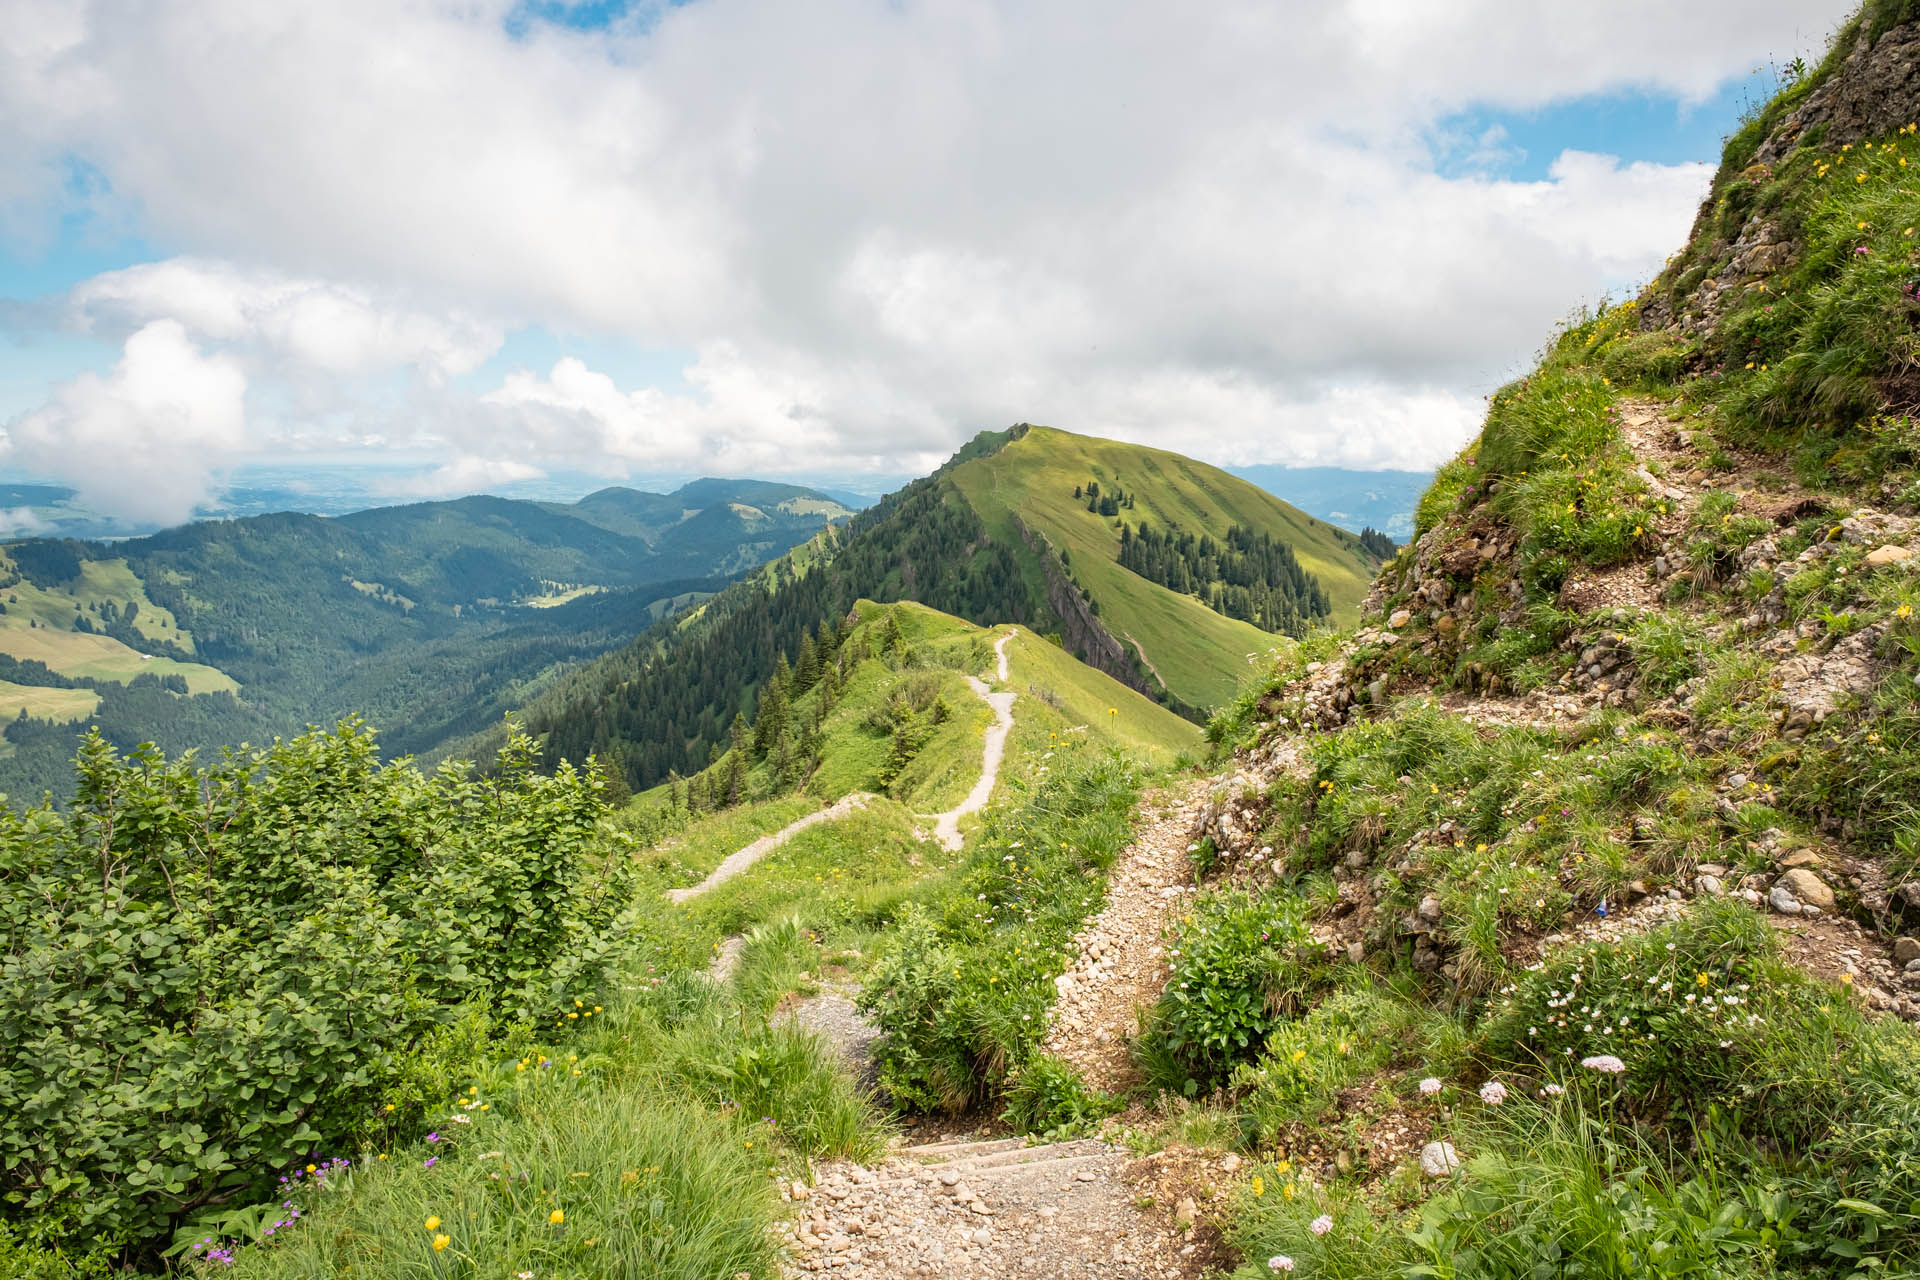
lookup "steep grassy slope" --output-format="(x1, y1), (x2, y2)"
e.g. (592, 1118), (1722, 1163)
(1165, 9), (1920, 1273)
(950, 425), (1375, 707)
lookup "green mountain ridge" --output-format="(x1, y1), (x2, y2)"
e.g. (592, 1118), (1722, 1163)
(514, 424), (1383, 791)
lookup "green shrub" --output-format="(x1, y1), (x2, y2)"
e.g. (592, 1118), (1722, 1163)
(1001, 1054), (1123, 1138)
(0, 724), (634, 1259)
(1482, 902), (1864, 1145)
(1145, 887), (1332, 1091)
(859, 748), (1138, 1111)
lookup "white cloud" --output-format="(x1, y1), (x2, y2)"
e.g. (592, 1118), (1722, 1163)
(392, 456), (545, 498)
(2, 320), (247, 525)
(0, 0), (1862, 492)
(68, 259), (502, 380)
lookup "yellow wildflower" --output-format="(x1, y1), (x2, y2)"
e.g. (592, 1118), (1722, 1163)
(432, 1234), (450, 1252)
(549, 1210), (565, 1225)
(1250, 1176), (1265, 1197)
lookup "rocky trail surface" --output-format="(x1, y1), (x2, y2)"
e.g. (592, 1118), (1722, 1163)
(1041, 782), (1208, 1091)
(783, 1135), (1204, 1279)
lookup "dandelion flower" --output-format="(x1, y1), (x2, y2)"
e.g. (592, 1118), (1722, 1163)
(1419, 1077), (1443, 1095)
(1479, 1080), (1508, 1105)
(1310, 1214), (1334, 1236)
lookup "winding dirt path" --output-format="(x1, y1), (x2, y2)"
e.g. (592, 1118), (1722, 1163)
(668, 793), (880, 903)
(932, 631), (1016, 852)
(674, 630), (1019, 904)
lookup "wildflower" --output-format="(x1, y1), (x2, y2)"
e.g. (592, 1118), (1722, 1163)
(1269, 1257), (1296, 1273)
(1419, 1077), (1442, 1095)
(424, 1217), (440, 1231)
(1479, 1080), (1508, 1105)
(1581, 1054), (1626, 1074)
(424, 1157), (438, 1169)
(1696, 973), (1711, 987)
(1250, 1175), (1265, 1197)
(1541, 1083), (1566, 1098)
(305, 1164), (317, 1173)
(432, 1234), (450, 1252)
(1310, 1214), (1334, 1236)
(426, 1132), (439, 1143)
(1899, 605), (1913, 619)
(549, 1210), (565, 1225)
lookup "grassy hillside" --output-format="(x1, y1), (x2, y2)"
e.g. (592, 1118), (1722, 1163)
(618, 598), (1199, 856)
(950, 425), (1376, 707)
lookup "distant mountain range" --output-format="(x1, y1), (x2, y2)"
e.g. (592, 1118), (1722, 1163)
(0, 479), (852, 799)
(0, 462), (1424, 542)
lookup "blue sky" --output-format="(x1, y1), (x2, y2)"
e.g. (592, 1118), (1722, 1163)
(0, 0), (1859, 522)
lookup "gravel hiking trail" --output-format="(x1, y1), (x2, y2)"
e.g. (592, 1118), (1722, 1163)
(1041, 781), (1209, 1091)
(933, 630), (1017, 851)
(783, 1134), (1204, 1278)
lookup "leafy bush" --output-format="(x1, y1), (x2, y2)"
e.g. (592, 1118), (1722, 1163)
(1144, 887), (1332, 1091)
(0, 723), (635, 1259)
(1482, 902), (1864, 1145)
(1001, 1054), (1123, 1138)
(859, 748), (1138, 1111)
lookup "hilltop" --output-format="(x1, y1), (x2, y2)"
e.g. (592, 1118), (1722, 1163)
(518, 425), (1385, 792)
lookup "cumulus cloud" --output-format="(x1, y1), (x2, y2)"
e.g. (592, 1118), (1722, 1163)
(3, 320), (246, 525)
(0, 0), (1860, 499)
(68, 259), (503, 381)
(393, 456), (546, 498)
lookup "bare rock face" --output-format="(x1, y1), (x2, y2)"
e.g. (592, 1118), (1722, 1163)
(1755, 20), (1920, 166)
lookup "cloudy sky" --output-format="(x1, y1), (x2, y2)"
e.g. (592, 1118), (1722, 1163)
(0, 0), (1856, 524)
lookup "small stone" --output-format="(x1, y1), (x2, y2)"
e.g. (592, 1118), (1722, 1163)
(1389, 609), (1413, 629)
(1076, 1169), (1097, 1182)
(1221, 1153), (1242, 1173)
(1777, 850), (1822, 870)
(792, 1181), (811, 1201)
(1865, 544), (1913, 567)
(1420, 1141), (1461, 1178)
(969, 1201), (992, 1217)
(1418, 894), (1443, 922)
(1174, 1197), (1197, 1229)
(1695, 874), (1725, 897)
(1777, 868), (1836, 911)
(937, 1170), (961, 1187)
(971, 1228), (993, 1247)
(1726, 772), (1748, 789)
(1435, 615), (1457, 635)
(1346, 939), (1366, 963)
(1768, 885), (1803, 915)
(1894, 937), (1920, 965)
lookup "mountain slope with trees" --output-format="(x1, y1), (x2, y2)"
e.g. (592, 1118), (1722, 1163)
(0, 479), (850, 798)
(519, 426), (1384, 792)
